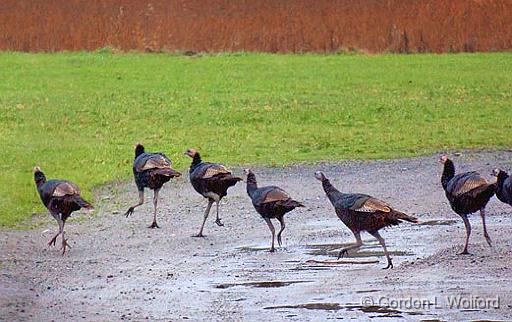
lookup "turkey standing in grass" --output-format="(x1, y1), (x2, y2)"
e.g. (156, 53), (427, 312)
(492, 168), (512, 208)
(185, 148), (242, 237)
(33, 167), (93, 255)
(124, 144), (181, 228)
(244, 169), (304, 252)
(439, 155), (495, 254)
(314, 171), (417, 269)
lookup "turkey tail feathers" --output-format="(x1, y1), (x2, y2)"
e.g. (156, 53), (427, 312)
(291, 200), (305, 208)
(222, 176), (242, 182)
(394, 210), (418, 223)
(72, 195), (93, 210)
(153, 168), (182, 178)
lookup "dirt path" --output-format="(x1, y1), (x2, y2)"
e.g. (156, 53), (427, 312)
(1, 152), (511, 321)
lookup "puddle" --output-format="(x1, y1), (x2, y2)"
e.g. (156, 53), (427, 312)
(346, 304), (403, 315)
(419, 220), (457, 226)
(350, 250), (413, 257)
(305, 243), (414, 257)
(346, 304), (425, 317)
(214, 280), (312, 289)
(237, 246), (273, 253)
(266, 303), (424, 318)
(355, 289), (381, 294)
(265, 303), (344, 311)
(305, 243), (353, 250)
(304, 259), (380, 265)
(290, 265), (332, 271)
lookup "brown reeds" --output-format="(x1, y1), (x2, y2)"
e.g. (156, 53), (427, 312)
(0, 0), (511, 53)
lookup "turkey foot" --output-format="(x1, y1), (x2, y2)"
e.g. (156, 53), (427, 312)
(47, 234), (59, 247)
(148, 221), (160, 229)
(383, 259), (393, 270)
(124, 207), (135, 218)
(61, 239), (71, 255)
(337, 248), (348, 259)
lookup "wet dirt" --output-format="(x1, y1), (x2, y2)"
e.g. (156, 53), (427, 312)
(214, 280), (312, 289)
(1, 151), (512, 321)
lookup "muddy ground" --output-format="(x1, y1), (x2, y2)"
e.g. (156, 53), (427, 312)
(1, 151), (511, 321)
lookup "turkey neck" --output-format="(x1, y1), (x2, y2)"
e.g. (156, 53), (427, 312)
(321, 178), (344, 205)
(497, 171), (509, 187)
(189, 153), (203, 172)
(135, 145), (145, 158)
(441, 160), (455, 190)
(34, 172), (47, 189)
(246, 173), (258, 197)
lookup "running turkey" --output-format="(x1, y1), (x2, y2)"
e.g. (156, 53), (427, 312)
(244, 169), (304, 252)
(492, 168), (512, 207)
(439, 155), (495, 254)
(33, 167), (93, 254)
(185, 148), (242, 237)
(314, 171), (417, 269)
(124, 144), (181, 228)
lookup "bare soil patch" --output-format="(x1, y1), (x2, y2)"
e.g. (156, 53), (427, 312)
(1, 151), (511, 321)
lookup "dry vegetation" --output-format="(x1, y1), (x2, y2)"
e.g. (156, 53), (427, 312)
(1, 0), (511, 53)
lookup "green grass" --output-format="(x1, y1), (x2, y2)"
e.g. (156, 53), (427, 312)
(1, 51), (511, 227)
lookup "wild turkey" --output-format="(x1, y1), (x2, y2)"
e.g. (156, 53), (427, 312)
(244, 169), (304, 252)
(185, 148), (242, 237)
(492, 168), (512, 207)
(440, 155), (495, 254)
(314, 171), (417, 269)
(124, 144), (181, 228)
(33, 167), (93, 254)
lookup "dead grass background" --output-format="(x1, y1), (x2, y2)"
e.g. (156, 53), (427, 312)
(1, 0), (511, 53)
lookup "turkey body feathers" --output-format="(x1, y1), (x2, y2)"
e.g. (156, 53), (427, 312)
(248, 185), (304, 219)
(190, 162), (241, 199)
(441, 159), (495, 215)
(496, 171), (512, 206)
(37, 179), (92, 220)
(445, 183), (495, 215)
(439, 157), (496, 255)
(133, 152), (180, 191)
(134, 152), (172, 172)
(322, 178), (416, 233)
(249, 186), (289, 205)
(446, 172), (489, 197)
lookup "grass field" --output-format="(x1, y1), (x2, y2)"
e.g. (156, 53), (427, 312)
(1, 51), (511, 227)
